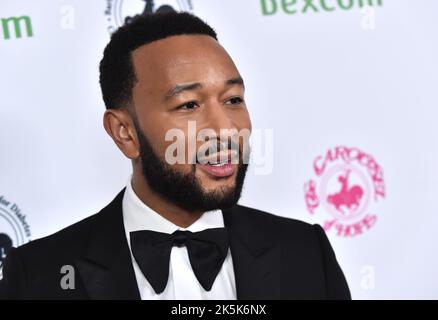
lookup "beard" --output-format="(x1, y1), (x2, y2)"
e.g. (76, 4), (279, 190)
(134, 123), (249, 213)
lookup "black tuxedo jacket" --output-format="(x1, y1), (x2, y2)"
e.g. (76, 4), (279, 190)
(0, 189), (350, 300)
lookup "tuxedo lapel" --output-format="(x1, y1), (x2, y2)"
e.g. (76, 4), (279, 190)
(75, 189), (141, 300)
(223, 206), (281, 300)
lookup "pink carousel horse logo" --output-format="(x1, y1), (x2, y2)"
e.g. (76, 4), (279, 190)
(327, 170), (364, 216)
(304, 146), (385, 237)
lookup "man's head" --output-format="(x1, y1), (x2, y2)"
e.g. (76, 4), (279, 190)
(100, 12), (251, 212)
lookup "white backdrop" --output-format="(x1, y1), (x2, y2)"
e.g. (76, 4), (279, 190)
(1, 0), (438, 299)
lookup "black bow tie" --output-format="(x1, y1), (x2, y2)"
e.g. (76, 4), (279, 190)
(129, 228), (229, 294)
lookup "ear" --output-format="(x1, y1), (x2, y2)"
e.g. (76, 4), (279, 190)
(103, 108), (140, 159)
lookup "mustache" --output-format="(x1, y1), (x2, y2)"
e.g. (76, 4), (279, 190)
(194, 139), (242, 164)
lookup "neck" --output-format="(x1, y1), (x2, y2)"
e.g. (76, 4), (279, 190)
(131, 169), (203, 228)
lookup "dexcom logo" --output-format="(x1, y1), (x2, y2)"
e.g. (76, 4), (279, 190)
(1, 15), (33, 40)
(261, 0), (383, 16)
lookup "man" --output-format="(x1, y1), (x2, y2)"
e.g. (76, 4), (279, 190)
(0, 11), (350, 300)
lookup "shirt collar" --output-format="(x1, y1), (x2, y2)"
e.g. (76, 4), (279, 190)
(122, 176), (225, 235)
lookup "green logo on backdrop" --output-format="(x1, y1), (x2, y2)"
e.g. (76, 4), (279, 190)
(1, 15), (33, 40)
(261, 0), (383, 15)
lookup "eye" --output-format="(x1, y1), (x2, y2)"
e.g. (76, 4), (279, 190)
(225, 97), (244, 105)
(176, 101), (199, 111)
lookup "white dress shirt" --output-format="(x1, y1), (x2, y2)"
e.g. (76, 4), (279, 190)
(122, 178), (237, 300)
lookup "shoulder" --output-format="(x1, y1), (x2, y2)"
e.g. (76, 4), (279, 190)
(8, 212), (100, 265)
(227, 204), (323, 246)
(0, 212), (102, 299)
(11, 189), (125, 262)
(229, 205), (350, 299)
(231, 204), (318, 233)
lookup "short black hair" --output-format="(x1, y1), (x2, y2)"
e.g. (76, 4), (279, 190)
(99, 11), (218, 110)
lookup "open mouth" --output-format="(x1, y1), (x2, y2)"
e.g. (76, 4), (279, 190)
(196, 150), (239, 178)
(196, 149), (239, 166)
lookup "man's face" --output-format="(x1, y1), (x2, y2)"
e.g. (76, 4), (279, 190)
(130, 34), (252, 211)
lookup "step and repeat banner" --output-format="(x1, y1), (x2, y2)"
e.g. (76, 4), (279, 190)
(1, 0), (437, 299)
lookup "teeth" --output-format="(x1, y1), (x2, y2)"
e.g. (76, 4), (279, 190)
(210, 163), (225, 166)
(210, 161), (228, 166)
(197, 150), (238, 165)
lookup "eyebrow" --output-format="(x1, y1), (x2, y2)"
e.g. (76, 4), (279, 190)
(225, 76), (245, 89)
(163, 76), (245, 101)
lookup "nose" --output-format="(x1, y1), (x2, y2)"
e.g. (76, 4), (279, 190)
(204, 102), (236, 137)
